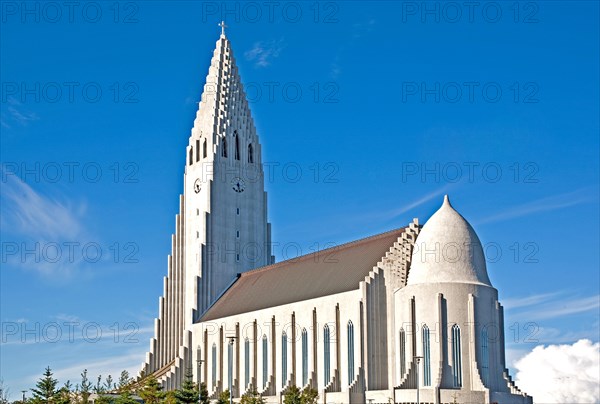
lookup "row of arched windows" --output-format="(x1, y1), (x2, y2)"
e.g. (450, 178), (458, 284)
(220, 132), (254, 163)
(212, 322), (474, 392)
(398, 324), (463, 388)
(189, 139), (208, 166)
(212, 321), (356, 393)
(188, 132), (255, 166)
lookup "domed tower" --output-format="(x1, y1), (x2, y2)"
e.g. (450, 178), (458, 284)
(393, 196), (531, 404)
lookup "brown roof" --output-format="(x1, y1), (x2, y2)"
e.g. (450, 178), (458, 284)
(200, 227), (406, 321)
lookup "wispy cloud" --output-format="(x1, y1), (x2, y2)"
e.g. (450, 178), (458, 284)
(352, 18), (376, 38)
(386, 184), (456, 220)
(0, 172), (92, 277)
(476, 187), (597, 225)
(517, 295), (600, 321)
(505, 291), (600, 321)
(0, 171), (86, 240)
(244, 39), (285, 68)
(503, 291), (564, 310)
(2, 97), (39, 127)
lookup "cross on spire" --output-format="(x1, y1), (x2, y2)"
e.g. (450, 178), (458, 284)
(218, 20), (227, 36)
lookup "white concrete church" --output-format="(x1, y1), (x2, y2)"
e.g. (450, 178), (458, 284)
(140, 26), (533, 404)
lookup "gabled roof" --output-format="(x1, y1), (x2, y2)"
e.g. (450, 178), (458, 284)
(200, 227), (406, 321)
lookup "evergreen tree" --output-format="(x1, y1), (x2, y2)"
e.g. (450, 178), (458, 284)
(239, 389), (265, 404)
(173, 371), (199, 404)
(198, 383), (209, 404)
(116, 372), (131, 393)
(31, 367), (58, 404)
(282, 385), (301, 404)
(79, 370), (92, 404)
(114, 390), (136, 404)
(93, 376), (104, 394)
(299, 388), (318, 404)
(103, 376), (114, 392)
(138, 377), (164, 404)
(55, 384), (71, 404)
(216, 389), (230, 404)
(163, 391), (176, 404)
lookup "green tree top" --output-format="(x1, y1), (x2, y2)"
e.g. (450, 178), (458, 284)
(173, 371), (199, 404)
(240, 388), (265, 404)
(31, 367), (58, 404)
(137, 377), (164, 404)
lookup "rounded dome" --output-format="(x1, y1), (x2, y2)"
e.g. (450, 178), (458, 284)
(407, 195), (492, 286)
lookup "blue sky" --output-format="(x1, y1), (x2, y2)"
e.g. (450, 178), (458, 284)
(1, 0), (598, 396)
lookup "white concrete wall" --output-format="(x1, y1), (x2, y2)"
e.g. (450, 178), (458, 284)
(191, 289), (363, 402)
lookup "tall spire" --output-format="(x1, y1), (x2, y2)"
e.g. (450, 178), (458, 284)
(189, 27), (257, 148)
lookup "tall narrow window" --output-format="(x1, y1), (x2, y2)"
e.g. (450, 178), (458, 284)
(422, 325), (431, 386)
(212, 343), (217, 388)
(452, 325), (462, 387)
(228, 340), (233, 392)
(481, 327), (489, 385)
(301, 328), (308, 386)
(203, 139), (207, 158)
(248, 143), (254, 163)
(234, 132), (240, 160)
(189, 147), (193, 166)
(245, 338), (250, 388)
(323, 324), (331, 384)
(221, 137), (228, 158)
(196, 140), (200, 161)
(399, 328), (406, 377)
(262, 334), (268, 389)
(281, 332), (288, 387)
(347, 321), (354, 384)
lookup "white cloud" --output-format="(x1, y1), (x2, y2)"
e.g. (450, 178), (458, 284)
(386, 184), (456, 219)
(2, 97), (39, 127)
(514, 339), (600, 403)
(0, 172), (92, 277)
(505, 292), (600, 321)
(244, 39), (285, 68)
(477, 187), (597, 224)
(0, 171), (86, 240)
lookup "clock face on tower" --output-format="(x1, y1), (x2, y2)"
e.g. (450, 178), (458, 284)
(232, 177), (245, 193)
(193, 178), (201, 193)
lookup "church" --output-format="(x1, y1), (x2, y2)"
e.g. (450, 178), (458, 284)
(139, 25), (533, 404)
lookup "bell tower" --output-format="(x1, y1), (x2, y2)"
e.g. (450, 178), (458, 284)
(183, 23), (273, 323)
(142, 24), (273, 385)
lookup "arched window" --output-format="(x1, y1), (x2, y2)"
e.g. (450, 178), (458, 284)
(196, 140), (200, 162)
(481, 327), (489, 385)
(347, 321), (354, 384)
(221, 137), (228, 158)
(452, 325), (462, 387)
(203, 139), (207, 158)
(189, 147), (193, 166)
(212, 343), (217, 388)
(399, 328), (406, 377)
(262, 334), (268, 388)
(248, 143), (254, 163)
(245, 338), (250, 388)
(234, 132), (240, 160)
(301, 328), (308, 386)
(422, 325), (431, 386)
(281, 332), (288, 387)
(324, 324), (331, 384)
(228, 339), (233, 391)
